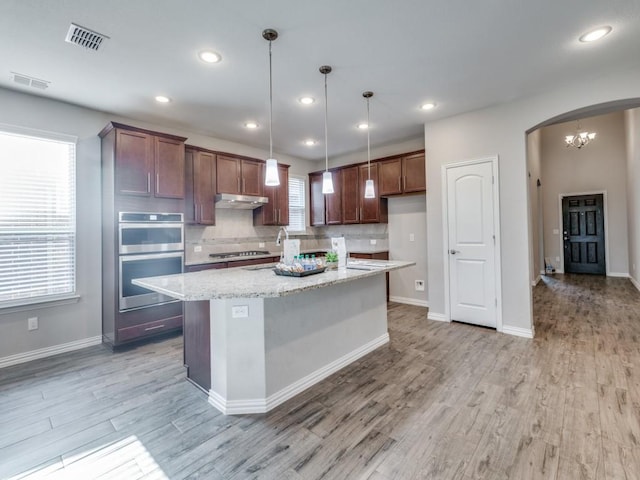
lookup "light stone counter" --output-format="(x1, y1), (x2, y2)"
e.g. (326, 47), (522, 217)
(133, 259), (414, 415)
(133, 260), (414, 301)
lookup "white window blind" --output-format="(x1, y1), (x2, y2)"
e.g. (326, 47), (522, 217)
(288, 175), (306, 232)
(0, 127), (76, 306)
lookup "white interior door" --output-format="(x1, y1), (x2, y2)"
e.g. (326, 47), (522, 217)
(446, 160), (497, 328)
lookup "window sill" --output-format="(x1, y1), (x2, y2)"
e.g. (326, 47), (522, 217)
(0, 294), (81, 315)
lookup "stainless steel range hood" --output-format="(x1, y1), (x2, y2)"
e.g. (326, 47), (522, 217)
(215, 193), (269, 209)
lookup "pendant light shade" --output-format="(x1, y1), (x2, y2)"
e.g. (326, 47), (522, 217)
(320, 65), (334, 195)
(263, 29), (280, 186)
(362, 91), (375, 199)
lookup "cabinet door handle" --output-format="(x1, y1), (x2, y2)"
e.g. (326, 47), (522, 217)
(145, 324), (165, 331)
(147, 173), (151, 193)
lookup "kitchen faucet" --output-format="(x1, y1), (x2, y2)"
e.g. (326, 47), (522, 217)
(275, 226), (288, 246)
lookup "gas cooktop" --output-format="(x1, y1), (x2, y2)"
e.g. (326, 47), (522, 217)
(209, 250), (271, 259)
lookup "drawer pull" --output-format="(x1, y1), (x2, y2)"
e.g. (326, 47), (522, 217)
(144, 324), (165, 331)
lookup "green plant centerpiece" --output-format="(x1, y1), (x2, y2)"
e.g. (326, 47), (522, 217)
(325, 250), (338, 270)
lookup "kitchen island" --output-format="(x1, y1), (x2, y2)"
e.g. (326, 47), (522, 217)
(133, 260), (414, 414)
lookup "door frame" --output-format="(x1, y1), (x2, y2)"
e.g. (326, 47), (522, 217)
(441, 155), (503, 332)
(557, 190), (609, 275)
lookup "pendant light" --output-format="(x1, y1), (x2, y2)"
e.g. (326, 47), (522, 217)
(263, 29), (280, 186)
(320, 65), (334, 194)
(362, 91), (375, 199)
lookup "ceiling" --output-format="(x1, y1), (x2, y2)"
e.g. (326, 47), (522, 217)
(1, 1), (639, 161)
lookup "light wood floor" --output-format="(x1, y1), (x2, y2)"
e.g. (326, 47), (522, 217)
(1, 274), (640, 479)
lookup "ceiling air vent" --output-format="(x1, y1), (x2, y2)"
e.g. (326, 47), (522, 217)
(65, 23), (109, 51)
(11, 72), (50, 90)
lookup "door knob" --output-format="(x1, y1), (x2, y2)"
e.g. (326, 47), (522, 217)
(450, 249), (459, 255)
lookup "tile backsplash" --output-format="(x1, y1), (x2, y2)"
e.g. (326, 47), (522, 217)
(185, 208), (388, 264)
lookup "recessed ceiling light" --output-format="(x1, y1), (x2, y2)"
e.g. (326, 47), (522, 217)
(155, 95), (171, 103)
(420, 102), (436, 110)
(357, 123), (369, 130)
(304, 139), (317, 146)
(579, 26), (612, 42)
(244, 121), (259, 129)
(199, 50), (222, 63)
(299, 96), (315, 105)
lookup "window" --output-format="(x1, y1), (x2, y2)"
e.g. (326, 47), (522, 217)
(288, 175), (306, 232)
(0, 126), (77, 307)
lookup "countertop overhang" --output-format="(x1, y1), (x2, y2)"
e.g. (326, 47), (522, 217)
(133, 260), (414, 301)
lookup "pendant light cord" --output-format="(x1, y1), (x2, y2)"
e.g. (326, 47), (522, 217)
(366, 97), (371, 179)
(324, 72), (329, 172)
(268, 40), (274, 159)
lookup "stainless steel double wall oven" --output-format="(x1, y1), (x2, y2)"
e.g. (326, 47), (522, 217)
(118, 212), (184, 311)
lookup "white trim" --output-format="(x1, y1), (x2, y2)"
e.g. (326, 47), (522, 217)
(442, 156), (503, 332)
(427, 312), (449, 322)
(389, 296), (428, 307)
(208, 333), (390, 415)
(630, 276), (640, 293)
(531, 275), (541, 287)
(501, 326), (534, 339)
(558, 191), (609, 275)
(0, 294), (80, 315)
(0, 335), (102, 369)
(608, 272), (630, 278)
(0, 122), (78, 144)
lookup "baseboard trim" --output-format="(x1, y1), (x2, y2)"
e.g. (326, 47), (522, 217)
(427, 312), (448, 322)
(630, 276), (640, 293)
(608, 272), (630, 278)
(501, 326), (534, 339)
(389, 296), (428, 307)
(0, 336), (103, 369)
(208, 332), (390, 415)
(531, 275), (541, 287)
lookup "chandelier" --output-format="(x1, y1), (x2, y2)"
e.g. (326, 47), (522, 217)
(565, 122), (596, 149)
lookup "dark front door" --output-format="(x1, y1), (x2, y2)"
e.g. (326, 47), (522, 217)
(562, 194), (605, 275)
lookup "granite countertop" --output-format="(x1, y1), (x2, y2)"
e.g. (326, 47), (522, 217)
(133, 259), (414, 301)
(185, 248), (390, 266)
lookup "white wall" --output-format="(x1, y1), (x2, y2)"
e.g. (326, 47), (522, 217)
(527, 129), (543, 283)
(540, 112), (628, 275)
(0, 86), (312, 364)
(388, 195), (428, 306)
(425, 65), (640, 334)
(626, 108), (640, 287)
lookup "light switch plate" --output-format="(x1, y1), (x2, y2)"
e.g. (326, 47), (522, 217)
(194, 245), (202, 252)
(259, 242), (265, 248)
(231, 305), (249, 318)
(370, 239), (377, 245)
(409, 233), (415, 242)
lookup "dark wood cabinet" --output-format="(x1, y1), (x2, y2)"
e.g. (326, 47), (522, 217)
(359, 163), (387, 223)
(108, 123), (185, 199)
(378, 151), (426, 196)
(216, 154), (263, 196)
(341, 165), (360, 224)
(255, 164), (289, 226)
(309, 169), (342, 225)
(185, 146), (216, 225)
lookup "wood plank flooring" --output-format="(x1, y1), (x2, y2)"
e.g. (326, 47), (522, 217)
(1, 274), (640, 479)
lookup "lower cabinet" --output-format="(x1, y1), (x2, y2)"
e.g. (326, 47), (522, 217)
(109, 301), (184, 347)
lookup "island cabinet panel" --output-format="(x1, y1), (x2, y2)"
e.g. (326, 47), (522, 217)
(359, 163), (387, 223)
(216, 154), (263, 196)
(341, 165), (361, 224)
(402, 152), (426, 193)
(185, 147), (216, 225)
(184, 300), (211, 391)
(155, 136), (185, 198)
(255, 164), (289, 226)
(378, 157), (403, 196)
(309, 169), (342, 225)
(378, 151), (426, 196)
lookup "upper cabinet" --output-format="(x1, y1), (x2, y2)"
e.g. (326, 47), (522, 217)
(101, 123), (186, 199)
(216, 154), (263, 196)
(309, 169), (342, 226)
(359, 163), (387, 223)
(378, 151), (426, 196)
(255, 164), (289, 226)
(341, 165), (360, 224)
(185, 146), (216, 225)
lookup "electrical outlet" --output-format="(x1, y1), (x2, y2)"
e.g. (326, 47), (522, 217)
(28, 317), (38, 331)
(194, 245), (202, 253)
(409, 233), (415, 242)
(370, 239), (377, 245)
(259, 242), (265, 248)
(231, 305), (249, 318)
(415, 280), (425, 291)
